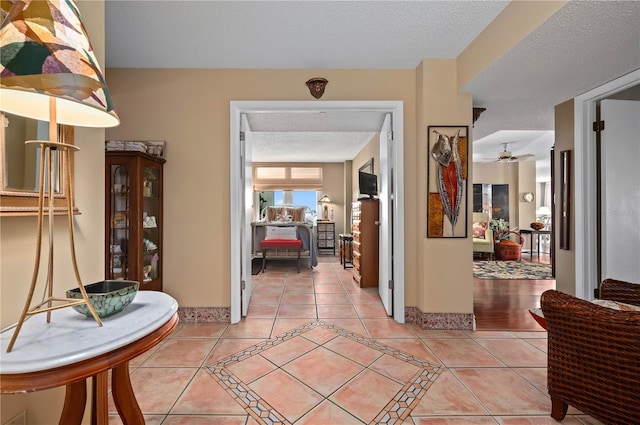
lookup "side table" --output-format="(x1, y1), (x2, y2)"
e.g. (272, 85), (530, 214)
(339, 233), (354, 269)
(519, 229), (551, 261)
(1, 291), (178, 425)
(317, 220), (336, 255)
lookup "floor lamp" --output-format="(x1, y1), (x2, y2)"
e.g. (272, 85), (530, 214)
(0, 0), (120, 352)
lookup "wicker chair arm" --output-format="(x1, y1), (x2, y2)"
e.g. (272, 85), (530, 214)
(600, 278), (640, 306)
(541, 289), (640, 424)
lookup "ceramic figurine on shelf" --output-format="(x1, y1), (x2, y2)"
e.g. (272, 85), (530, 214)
(143, 265), (152, 282)
(143, 180), (152, 197)
(151, 254), (159, 279)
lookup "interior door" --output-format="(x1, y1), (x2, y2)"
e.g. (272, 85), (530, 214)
(241, 114), (254, 316)
(378, 113), (393, 315)
(600, 99), (640, 283)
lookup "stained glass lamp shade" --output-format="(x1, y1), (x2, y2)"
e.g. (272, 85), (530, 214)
(0, 0), (119, 127)
(1, 0), (119, 352)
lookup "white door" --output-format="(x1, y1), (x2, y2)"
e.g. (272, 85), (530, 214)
(241, 114), (254, 316)
(600, 99), (640, 283)
(378, 113), (393, 315)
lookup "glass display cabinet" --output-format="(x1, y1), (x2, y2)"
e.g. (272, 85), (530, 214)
(105, 151), (165, 291)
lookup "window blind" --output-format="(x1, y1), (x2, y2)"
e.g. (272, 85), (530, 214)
(253, 163), (323, 191)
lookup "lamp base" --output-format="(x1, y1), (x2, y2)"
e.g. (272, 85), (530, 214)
(6, 140), (102, 353)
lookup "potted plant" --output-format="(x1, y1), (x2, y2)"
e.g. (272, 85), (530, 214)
(490, 219), (523, 261)
(489, 219), (510, 240)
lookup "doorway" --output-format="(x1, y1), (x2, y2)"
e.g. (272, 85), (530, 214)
(575, 69), (640, 299)
(229, 100), (405, 324)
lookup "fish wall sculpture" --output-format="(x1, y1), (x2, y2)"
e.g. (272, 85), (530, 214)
(431, 129), (463, 235)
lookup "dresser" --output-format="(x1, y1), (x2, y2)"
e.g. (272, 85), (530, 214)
(316, 220), (336, 254)
(351, 199), (379, 287)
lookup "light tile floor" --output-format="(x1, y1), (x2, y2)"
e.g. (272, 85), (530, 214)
(109, 257), (604, 425)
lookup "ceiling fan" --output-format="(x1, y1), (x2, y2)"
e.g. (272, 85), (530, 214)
(493, 142), (535, 162)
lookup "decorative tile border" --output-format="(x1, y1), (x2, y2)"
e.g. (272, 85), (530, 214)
(178, 306), (475, 330)
(177, 307), (231, 323)
(205, 320), (443, 425)
(405, 307), (475, 330)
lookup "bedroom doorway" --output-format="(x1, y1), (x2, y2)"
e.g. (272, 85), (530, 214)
(229, 100), (405, 324)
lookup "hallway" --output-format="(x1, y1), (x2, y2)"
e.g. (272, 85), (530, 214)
(106, 255), (604, 424)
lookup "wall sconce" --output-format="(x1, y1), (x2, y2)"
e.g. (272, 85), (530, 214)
(0, 0), (119, 352)
(306, 78), (329, 99)
(473, 107), (486, 127)
(319, 194), (331, 220)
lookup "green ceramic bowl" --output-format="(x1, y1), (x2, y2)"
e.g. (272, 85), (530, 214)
(66, 280), (139, 318)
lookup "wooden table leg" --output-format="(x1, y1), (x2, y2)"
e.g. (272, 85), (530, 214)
(60, 380), (86, 425)
(111, 361), (144, 425)
(91, 371), (109, 425)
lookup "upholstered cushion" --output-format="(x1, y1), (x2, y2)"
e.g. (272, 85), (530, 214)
(473, 221), (488, 239)
(266, 207), (283, 222)
(265, 206), (307, 223)
(529, 308), (547, 330)
(260, 239), (302, 248)
(531, 299), (640, 331)
(291, 207), (306, 222)
(591, 299), (640, 312)
(264, 226), (297, 240)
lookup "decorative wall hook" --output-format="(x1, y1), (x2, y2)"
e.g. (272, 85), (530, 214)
(306, 78), (329, 99)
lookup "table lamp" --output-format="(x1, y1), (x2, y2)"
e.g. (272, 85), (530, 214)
(1, 0), (119, 352)
(319, 194), (331, 220)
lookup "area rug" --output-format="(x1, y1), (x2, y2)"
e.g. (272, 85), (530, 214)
(473, 261), (553, 280)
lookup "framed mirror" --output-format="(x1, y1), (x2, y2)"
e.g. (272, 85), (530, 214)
(0, 111), (77, 216)
(359, 158), (374, 174)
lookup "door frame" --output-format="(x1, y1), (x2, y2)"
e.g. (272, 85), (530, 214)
(574, 69), (640, 299)
(229, 100), (405, 323)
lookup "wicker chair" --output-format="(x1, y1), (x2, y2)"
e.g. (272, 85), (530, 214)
(540, 279), (640, 424)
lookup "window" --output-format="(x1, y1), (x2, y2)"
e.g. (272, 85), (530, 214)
(261, 190), (318, 215)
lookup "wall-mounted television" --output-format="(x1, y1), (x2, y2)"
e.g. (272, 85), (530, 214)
(358, 171), (378, 200)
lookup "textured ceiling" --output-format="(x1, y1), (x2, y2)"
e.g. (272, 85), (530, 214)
(105, 1), (508, 69)
(465, 0), (640, 140)
(104, 1), (640, 172)
(248, 111), (384, 162)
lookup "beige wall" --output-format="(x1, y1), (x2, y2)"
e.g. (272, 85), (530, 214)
(554, 99), (576, 294)
(517, 161), (537, 228)
(471, 160), (537, 231)
(351, 133), (380, 201)
(417, 59), (474, 313)
(473, 162), (519, 227)
(0, 2), (105, 424)
(321, 162), (346, 238)
(104, 68), (419, 308)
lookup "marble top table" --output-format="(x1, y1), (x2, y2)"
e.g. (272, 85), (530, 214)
(1, 291), (179, 425)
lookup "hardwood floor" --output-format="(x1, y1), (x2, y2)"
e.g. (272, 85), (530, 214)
(319, 253), (555, 331)
(474, 254), (555, 331)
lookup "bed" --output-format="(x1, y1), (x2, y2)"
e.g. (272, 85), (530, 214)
(252, 206), (318, 269)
